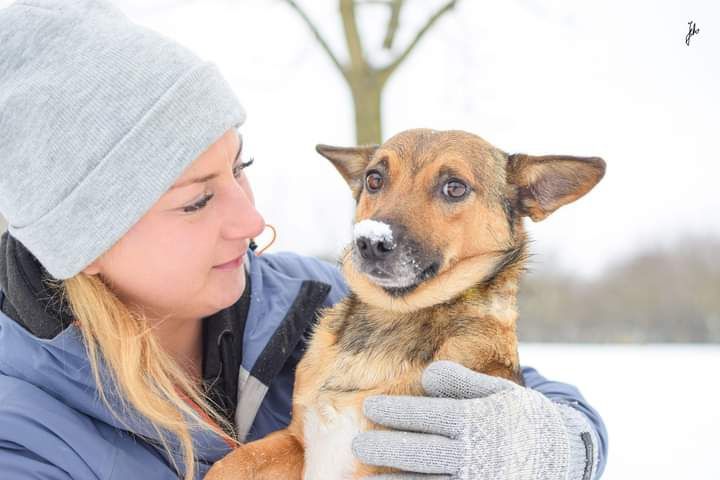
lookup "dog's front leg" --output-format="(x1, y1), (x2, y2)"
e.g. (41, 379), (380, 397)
(205, 428), (304, 480)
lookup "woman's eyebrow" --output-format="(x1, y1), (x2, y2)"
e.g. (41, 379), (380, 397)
(168, 134), (243, 191)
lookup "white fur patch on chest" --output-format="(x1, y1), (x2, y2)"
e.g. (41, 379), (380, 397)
(303, 404), (362, 480)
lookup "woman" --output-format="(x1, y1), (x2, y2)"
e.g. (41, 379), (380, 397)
(0, 1), (607, 479)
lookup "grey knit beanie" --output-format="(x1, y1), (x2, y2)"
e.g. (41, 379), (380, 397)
(0, 0), (246, 280)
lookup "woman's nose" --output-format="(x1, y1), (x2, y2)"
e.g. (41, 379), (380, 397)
(222, 186), (265, 240)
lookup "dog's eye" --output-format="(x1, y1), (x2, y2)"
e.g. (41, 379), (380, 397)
(443, 180), (468, 199)
(366, 171), (384, 192)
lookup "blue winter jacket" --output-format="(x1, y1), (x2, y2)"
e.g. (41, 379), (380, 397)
(0, 249), (608, 479)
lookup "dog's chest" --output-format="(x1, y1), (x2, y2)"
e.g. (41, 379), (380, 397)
(295, 304), (489, 479)
(302, 401), (365, 480)
(298, 332), (430, 479)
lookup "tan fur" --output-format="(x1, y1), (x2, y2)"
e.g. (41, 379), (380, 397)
(205, 129), (605, 480)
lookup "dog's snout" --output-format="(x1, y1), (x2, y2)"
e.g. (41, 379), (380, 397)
(356, 236), (396, 261)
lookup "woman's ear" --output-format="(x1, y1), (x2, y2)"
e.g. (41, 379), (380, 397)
(506, 153), (606, 222)
(316, 144), (379, 199)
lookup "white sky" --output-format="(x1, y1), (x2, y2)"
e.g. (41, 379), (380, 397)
(5, 0), (718, 277)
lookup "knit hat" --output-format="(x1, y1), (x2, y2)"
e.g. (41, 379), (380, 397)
(0, 0), (246, 280)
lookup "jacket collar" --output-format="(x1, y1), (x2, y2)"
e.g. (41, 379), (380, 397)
(0, 231), (74, 338)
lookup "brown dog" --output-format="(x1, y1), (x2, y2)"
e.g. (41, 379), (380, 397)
(205, 128), (605, 480)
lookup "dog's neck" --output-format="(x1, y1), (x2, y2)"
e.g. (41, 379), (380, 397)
(329, 252), (526, 385)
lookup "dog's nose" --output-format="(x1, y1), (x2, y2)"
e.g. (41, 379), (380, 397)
(356, 236), (395, 261)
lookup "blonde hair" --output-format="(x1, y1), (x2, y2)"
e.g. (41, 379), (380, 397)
(46, 273), (240, 480)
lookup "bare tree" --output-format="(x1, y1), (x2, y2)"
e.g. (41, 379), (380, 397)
(284, 0), (458, 145)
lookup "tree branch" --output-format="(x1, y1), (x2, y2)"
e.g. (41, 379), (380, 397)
(382, 0), (404, 49)
(380, 0), (457, 79)
(283, 0), (347, 77)
(340, 0), (367, 71)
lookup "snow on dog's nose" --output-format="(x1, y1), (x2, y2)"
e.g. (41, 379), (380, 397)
(353, 220), (396, 262)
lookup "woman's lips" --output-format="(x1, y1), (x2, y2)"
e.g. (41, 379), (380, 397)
(213, 253), (244, 270)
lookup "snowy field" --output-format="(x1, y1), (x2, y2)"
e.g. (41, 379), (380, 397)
(520, 343), (720, 479)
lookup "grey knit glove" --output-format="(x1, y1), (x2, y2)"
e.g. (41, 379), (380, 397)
(352, 361), (599, 480)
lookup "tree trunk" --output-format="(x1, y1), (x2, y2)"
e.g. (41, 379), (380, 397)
(284, 0), (458, 146)
(350, 73), (384, 146)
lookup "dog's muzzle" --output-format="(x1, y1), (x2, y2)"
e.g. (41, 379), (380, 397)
(352, 219), (440, 296)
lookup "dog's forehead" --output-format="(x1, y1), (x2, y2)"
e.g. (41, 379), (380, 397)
(378, 129), (498, 163)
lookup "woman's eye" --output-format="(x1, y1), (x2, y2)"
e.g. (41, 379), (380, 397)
(366, 171), (384, 192)
(182, 193), (214, 213)
(442, 180), (469, 199)
(182, 157), (254, 214)
(233, 157), (254, 178)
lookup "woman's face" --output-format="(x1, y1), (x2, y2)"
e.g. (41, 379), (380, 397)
(83, 128), (265, 323)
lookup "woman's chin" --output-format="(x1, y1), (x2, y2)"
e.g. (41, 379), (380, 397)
(211, 270), (246, 307)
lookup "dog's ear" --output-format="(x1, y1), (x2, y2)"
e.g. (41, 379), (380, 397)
(506, 154), (606, 222)
(316, 144), (379, 196)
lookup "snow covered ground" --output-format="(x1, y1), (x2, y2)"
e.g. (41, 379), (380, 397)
(520, 343), (720, 479)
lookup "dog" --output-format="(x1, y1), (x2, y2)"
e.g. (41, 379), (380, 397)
(205, 128), (605, 480)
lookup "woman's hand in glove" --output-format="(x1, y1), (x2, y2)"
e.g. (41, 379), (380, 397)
(352, 361), (599, 480)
